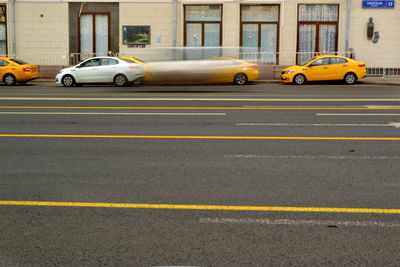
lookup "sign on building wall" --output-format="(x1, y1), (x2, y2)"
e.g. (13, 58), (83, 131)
(362, 0), (395, 8)
(122, 26), (151, 45)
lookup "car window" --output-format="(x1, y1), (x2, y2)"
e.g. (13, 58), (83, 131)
(121, 58), (136, 64)
(330, 57), (348, 64)
(211, 59), (242, 65)
(134, 58), (145, 63)
(80, 58), (101, 68)
(311, 58), (330, 66)
(10, 58), (28, 65)
(121, 58), (145, 64)
(300, 57), (316, 66)
(0, 59), (8, 66)
(101, 58), (119, 66)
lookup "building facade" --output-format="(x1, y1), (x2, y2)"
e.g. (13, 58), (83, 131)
(0, 0), (398, 69)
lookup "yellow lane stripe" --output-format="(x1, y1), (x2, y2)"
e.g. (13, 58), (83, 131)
(1, 106), (400, 110)
(0, 134), (399, 140)
(1, 93), (400, 98)
(1, 201), (399, 214)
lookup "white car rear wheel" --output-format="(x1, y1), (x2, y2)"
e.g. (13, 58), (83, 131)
(114, 74), (128, 87)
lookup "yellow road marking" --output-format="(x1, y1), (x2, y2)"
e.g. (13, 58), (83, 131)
(1, 106), (400, 110)
(1, 93), (400, 98)
(0, 134), (399, 140)
(1, 201), (399, 214)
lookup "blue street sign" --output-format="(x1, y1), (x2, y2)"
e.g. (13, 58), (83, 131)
(362, 0), (395, 8)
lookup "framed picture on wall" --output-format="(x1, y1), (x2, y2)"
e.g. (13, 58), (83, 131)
(122, 26), (151, 45)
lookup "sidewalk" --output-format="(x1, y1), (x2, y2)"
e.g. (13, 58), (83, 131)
(34, 77), (400, 86)
(357, 77), (400, 86)
(254, 76), (400, 86)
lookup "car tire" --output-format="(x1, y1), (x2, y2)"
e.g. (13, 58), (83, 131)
(293, 74), (306, 85)
(114, 74), (128, 87)
(3, 74), (16, 86)
(344, 72), (357, 85)
(62, 75), (75, 87)
(234, 73), (248, 85)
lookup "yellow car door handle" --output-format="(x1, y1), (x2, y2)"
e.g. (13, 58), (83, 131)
(323, 67), (328, 69)
(342, 65), (348, 67)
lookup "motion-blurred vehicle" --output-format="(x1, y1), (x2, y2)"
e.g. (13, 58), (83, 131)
(0, 56), (39, 85)
(281, 55), (366, 85)
(119, 56), (259, 85)
(206, 57), (259, 85)
(56, 57), (145, 87)
(119, 56), (154, 81)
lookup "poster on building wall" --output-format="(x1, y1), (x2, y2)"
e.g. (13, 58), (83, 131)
(362, 0), (395, 8)
(122, 26), (151, 45)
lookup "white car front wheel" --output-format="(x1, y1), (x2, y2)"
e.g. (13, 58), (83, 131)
(62, 75), (75, 87)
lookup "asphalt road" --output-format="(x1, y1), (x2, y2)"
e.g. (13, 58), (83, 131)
(1, 82), (400, 266)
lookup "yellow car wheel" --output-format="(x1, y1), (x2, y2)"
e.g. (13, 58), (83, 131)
(234, 73), (248, 85)
(3, 74), (16, 86)
(293, 74), (306, 85)
(344, 72), (357, 85)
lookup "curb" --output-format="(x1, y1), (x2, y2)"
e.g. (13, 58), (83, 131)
(33, 79), (400, 86)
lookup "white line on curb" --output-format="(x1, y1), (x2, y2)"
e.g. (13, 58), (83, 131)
(199, 217), (400, 228)
(236, 122), (400, 128)
(225, 155), (400, 160)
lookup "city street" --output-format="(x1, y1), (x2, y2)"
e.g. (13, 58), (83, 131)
(1, 82), (400, 265)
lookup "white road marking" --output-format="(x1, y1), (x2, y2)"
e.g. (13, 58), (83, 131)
(236, 123), (400, 128)
(225, 155), (400, 160)
(1, 97), (400, 102)
(0, 112), (225, 116)
(199, 218), (400, 228)
(317, 113), (400, 116)
(366, 105), (400, 108)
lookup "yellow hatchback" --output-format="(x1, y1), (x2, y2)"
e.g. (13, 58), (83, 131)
(0, 57), (39, 85)
(281, 55), (366, 85)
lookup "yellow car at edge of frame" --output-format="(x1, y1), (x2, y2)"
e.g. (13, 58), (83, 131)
(281, 55), (366, 85)
(0, 56), (39, 85)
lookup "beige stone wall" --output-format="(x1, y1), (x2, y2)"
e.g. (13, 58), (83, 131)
(14, 2), (69, 65)
(119, 2), (176, 61)
(278, 0), (346, 65)
(279, 1), (298, 65)
(6, 0), (399, 67)
(222, 2), (240, 47)
(349, 2), (400, 67)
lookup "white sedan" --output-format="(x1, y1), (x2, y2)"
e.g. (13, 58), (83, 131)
(56, 57), (145, 87)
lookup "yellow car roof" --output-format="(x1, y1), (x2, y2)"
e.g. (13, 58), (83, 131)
(314, 55), (351, 60)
